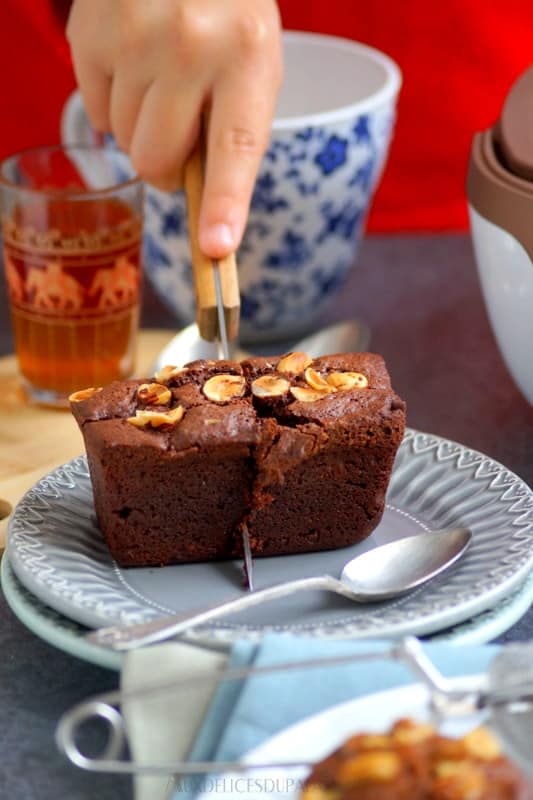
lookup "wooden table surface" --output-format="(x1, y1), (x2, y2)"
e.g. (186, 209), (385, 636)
(0, 329), (174, 549)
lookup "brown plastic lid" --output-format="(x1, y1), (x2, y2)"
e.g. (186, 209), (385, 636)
(467, 129), (533, 262)
(495, 65), (533, 181)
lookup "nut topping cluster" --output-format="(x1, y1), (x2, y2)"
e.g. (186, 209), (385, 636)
(152, 354), (370, 406)
(290, 386), (330, 403)
(127, 406), (184, 429)
(251, 375), (290, 398)
(277, 351), (313, 375)
(327, 371), (368, 390)
(154, 365), (188, 384)
(203, 374), (246, 403)
(117, 354), (370, 430)
(304, 367), (331, 392)
(137, 382), (171, 406)
(251, 354), (369, 402)
(69, 386), (103, 403)
(292, 366), (369, 403)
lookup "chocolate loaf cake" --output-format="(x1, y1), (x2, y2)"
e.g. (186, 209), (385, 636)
(70, 352), (406, 567)
(301, 719), (533, 800)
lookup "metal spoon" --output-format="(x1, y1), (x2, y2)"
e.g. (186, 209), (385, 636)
(151, 318), (371, 373)
(87, 527), (472, 651)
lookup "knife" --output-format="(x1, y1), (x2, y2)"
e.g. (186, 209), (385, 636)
(183, 141), (240, 345)
(184, 138), (253, 591)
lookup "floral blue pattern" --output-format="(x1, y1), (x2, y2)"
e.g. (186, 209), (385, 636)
(251, 173), (289, 213)
(353, 116), (371, 143)
(349, 156), (375, 192)
(264, 231), (311, 271)
(314, 135), (348, 175)
(160, 206), (184, 237)
(317, 200), (364, 244)
(144, 231), (171, 268)
(240, 278), (306, 328)
(141, 105), (396, 340)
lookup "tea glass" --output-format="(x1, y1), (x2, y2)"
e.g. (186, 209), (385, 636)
(0, 145), (143, 406)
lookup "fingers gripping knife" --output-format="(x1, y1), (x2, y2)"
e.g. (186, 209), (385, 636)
(183, 138), (254, 590)
(183, 141), (240, 347)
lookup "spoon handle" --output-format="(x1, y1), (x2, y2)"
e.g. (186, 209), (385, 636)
(87, 575), (340, 650)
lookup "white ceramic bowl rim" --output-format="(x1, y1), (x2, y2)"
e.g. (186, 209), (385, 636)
(273, 31), (402, 131)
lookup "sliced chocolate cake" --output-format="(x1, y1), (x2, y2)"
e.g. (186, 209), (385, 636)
(70, 352), (406, 567)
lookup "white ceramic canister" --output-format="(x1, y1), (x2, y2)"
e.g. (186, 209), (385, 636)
(467, 70), (533, 406)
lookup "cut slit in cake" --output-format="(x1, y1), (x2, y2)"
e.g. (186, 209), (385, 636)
(70, 351), (406, 567)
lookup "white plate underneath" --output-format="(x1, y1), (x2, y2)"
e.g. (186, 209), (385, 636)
(195, 682), (485, 800)
(6, 429), (533, 646)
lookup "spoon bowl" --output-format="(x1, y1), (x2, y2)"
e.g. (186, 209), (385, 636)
(87, 527), (472, 651)
(341, 528), (472, 600)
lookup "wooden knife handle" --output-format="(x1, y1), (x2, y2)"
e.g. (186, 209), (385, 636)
(184, 143), (240, 343)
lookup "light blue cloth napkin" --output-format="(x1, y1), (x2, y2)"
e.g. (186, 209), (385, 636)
(173, 634), (497, 799)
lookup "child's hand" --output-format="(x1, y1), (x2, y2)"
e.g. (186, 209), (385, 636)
(67, 0), (282, 258)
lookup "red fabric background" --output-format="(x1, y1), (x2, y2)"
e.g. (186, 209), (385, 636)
(1, 1), (532, 231)
(1, 1), (75, 157)
(277, 0), (533, 231)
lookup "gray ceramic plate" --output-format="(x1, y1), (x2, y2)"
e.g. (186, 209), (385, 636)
(6, 429), (533, 645)
(2, 555), (533, 672)
(1, 555), (122, 670)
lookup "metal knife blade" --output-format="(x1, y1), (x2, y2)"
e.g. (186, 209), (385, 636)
(241, 524), (254, 592)
(212, 259), (230, 360)
(212, 259), (254, 591)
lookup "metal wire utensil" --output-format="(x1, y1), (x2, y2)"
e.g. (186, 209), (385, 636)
(55, 637), (533, 778)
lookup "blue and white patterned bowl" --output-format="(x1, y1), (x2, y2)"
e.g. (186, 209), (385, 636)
(62, 32), (401, 343)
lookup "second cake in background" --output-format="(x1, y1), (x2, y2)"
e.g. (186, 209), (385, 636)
(300, 718), (533, 800)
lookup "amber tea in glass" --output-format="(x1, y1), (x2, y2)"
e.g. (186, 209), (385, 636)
(1, 145), (143, 406)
